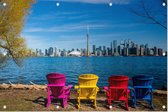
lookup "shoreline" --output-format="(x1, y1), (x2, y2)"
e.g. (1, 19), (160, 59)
(0, 84), (167, 96)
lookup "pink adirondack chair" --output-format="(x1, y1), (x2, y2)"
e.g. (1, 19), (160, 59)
(46, 73), (72, 108)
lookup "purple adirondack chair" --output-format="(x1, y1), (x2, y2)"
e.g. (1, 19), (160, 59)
(46, 73), (72, 108)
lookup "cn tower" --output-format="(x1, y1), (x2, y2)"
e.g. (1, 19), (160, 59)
(86, 25), (90, 57)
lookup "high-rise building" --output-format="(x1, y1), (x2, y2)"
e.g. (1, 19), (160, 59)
(158, 48), (163, 56)
(124, 40), (127, 48)
(118, 45), (122, 55)
(113, 40), (117, 53)
(111, 42), (113, 55)
(39, 49), (43, 56)
(136, 44), (139, 56)
(45, 49), (48, 56)
(128, 39), (132, 48)
(154, 46), (158, 56)
(107, 47), (110, 56)
(149, 49), (154, 56)
(123, 48), (128, 56)
(103, 46), (106, 55)
(129, 48), (136, 56)
(36, 49), (39, 56)
(145, 44), (148, 48)
(48, 47), (54, 56)
(54, 47), (57, 56)
(99, 46), (102, 51)
(144, 44), (148, 56)
(93, 45), (96, 55)
(140, 47), (144, 56)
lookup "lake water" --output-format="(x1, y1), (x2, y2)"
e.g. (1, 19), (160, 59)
(0, 57), (167, 89)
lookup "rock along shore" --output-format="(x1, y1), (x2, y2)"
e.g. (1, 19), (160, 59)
(0, 84), (167, 96)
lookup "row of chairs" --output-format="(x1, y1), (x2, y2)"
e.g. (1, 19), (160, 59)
(46, 73), (154, 110)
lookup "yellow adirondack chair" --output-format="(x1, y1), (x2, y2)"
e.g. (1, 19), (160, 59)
(74, 74), (99, 109)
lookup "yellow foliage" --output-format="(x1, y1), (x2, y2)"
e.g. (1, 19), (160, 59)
(0, 0), (35, 66)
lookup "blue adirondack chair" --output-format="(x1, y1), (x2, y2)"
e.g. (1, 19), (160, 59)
(130, 75), (154, 109)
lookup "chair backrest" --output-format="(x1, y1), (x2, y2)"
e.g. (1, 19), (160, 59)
(78, 74), (99, 98)
(109, 75), (129, 87)
(132, 75), (153, 86)
(46, 73), (66, 97)
(132, 75), (153, 99)
(79, 74), (98, 86)
(108, 75), (129, 100)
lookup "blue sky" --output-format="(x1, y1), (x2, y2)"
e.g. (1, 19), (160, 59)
(22, 0), (167, 51)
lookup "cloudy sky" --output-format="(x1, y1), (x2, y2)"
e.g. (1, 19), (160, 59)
(22, 0), (167, 52)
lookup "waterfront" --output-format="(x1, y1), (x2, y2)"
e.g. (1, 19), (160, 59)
(0, 57), (166, 89)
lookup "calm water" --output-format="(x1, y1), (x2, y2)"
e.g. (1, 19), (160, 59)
(0, 57), (167, 89)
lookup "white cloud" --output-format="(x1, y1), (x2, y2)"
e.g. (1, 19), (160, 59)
(63, 0), (131, 4)
(24, 22), (142, 33)
(40, 0), (131, 5)
(24, 23), (110, 33)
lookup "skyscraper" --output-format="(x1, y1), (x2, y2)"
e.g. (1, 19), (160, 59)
(103, 46), (106, 56)
(111, 42), (113, 55)
(144, 44), (148, 56)
(48, 47), (54, 56)
(54, 47), (57, 56)
(154, 46), (158, 56)
(93, 45), (96, 55)
(113, 40), (117, 52)
(113, 40), (119, 56)
(45, 49), (48, 56)
(118, 45), (122, 55)
(158, 48), (163, 56)
(36, 49), (39, 56)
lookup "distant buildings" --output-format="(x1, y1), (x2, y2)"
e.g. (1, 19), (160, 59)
(28, 39), (166, 57)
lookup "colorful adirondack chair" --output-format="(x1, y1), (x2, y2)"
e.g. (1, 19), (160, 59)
(104, 75), (130, 110)
(46, 73), (72, 108)
(74, 74), (99, 109)
(130, 75), (154, 108)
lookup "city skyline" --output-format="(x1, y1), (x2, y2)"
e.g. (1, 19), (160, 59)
(30, 39), (166, 57)
(22, 0), (166, 51)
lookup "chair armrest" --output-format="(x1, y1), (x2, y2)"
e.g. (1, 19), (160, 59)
(47, 84), (64, 87)
(133, 86), (152, 89)
(128, 86), (135, 93)
(64, 85), (73, 90)
(79, 86), (97, 88)
(128, 86), (136, 99)
(109, 87), (128, 89)
(74, 85), (79, 89)
(96, 86), (99, 91)
(65, 85), (73, 89)
(104, 86), (109, 91)
(104, 86), (110, 96)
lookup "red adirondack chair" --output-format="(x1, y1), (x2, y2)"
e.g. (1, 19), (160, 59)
(104, 75), (130, 110)
(46, 73), (72, 108)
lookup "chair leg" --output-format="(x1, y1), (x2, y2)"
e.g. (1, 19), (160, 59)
(131, 97), (136, 108)
(107, 99), (111, 108)
(62, 97), (67, 108)
(149, 100), (154, 109)
(46, 95), (51, 107)
(150, 92), (154, 109)
(77, 98), (80, 109)
(67, 94), (70, 101)
(125, 100), (129, 110)
(94, 99), (97, 108)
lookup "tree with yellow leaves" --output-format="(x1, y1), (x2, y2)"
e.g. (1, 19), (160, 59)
(0, 0), (34, 67)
